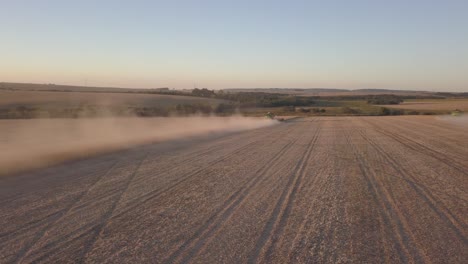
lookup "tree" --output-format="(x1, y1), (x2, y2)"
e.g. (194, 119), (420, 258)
(192, 88), (215, 97)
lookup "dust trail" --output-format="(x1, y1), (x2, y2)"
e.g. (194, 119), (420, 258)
(436, 115), (468, 128)
(0, 116), (277, 176)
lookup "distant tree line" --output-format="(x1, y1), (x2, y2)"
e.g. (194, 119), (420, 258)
(366, 95), (404, 105)
(214, 92), (316, 107)
(188, 88), (317, 108)
(191, 88), (216, 97)
(189, 89), (410, 107)
(0, 103), (239, 119)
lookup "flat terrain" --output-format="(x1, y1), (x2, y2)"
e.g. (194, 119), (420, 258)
(0, 116), (467, 263)
(0, 117), (275, 176)
(0, 90), (223, 109)
(384, 99), (468, 112)
(224, 88), (436, 97)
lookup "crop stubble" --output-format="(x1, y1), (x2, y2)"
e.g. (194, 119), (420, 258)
(0, 116), (466, 263)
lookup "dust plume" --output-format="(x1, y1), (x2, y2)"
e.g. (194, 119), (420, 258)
(436, 115), (468, 128)
(0, 116), (277, 176)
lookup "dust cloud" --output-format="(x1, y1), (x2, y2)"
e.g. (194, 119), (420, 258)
(436, 115), (468, 127)
(0, 116), (277, 175)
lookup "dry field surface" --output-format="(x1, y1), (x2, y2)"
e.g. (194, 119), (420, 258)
(0, 117), (275, 176)
(0, 90), (223, 109)
(0, 116), (467, 263)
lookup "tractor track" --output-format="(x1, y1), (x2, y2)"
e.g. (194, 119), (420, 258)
(163, 124), (307, 264)
(261, 125), (322, 264)
(1, 116), (466, 263)
(362, 118), (468, 176)
(343, 127), (422, 263)
(184, 121), (321, 263)
(78, 150), (152, 264)
(355, 125), (467, 242)
(106, 123), (296, 222)
(247, 124), (321, 264)
(10, 158), (122, 264)
(58, 124), (293, 217)
(20, 123), (296, 263)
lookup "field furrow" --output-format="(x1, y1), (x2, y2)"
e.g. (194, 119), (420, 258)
(0, 116), (466, 263)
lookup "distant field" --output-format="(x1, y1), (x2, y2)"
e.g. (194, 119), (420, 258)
(224, 88), (437, 97)
(2, 86), (466, 118)
(0, 90), (224, 109)
(241, 98), (468, 117)
(0, 90), (227, 118)
(383, 99), (468, 112)
(241, 100), (384, 116)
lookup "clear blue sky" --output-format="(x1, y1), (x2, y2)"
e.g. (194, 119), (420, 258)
(1, 0), (467, 91)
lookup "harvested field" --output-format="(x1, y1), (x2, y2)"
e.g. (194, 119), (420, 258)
(0, 90), (228, 118)
(0, 116), (466, 263)
(0, 90), (224, 109)
(0, 117), (276, 175)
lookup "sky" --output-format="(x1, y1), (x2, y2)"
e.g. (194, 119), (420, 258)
(1, 0), (467, 91)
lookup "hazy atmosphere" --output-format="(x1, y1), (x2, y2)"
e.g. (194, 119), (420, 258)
(1, 1), (467, 263)
(1, 0), (467, 91)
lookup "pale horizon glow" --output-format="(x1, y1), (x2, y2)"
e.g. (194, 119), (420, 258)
(1, 0), (467, 92)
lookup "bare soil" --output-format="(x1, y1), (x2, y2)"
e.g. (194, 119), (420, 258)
(0, 117), (275, 175)
(0, 116), (466, 263)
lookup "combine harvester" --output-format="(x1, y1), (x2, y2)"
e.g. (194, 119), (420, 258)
(265, 112), (285, 121)
(451, 109), (463, 116)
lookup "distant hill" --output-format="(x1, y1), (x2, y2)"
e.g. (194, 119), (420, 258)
(223, 88), (437, 97)
(224, 88), (349, 94)
(0, 82), (226, 118)
(0, 82), (170, 93)
(2, 82), (465, 100)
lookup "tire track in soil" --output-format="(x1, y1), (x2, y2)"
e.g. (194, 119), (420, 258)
(286, 175), (329, 262)
(78, 125), (292, 263)
(247, 123), (321, 264)
(295, 121), (369, 263)
(382, 118), (467, 152)
(126, 125), (285, 188)
(19, 149), (152, 263)
(364, 119), (468, 203)
(78, 150), (152, 264)
(343, 126), (424, 264)
(162, 126), (304, 264)
(0, 160), (115, 236)
(78, 122), (294, 263)
(65, 127), (279, 215)
(4, 117), (465, 263)
(0, 134), (245, 246)
(285, 147), (333, 262)
(108, 123), (296, 222)
(127, 123), (293, 187)
(67, 138), (249, 214)
(19, 222), (99, 263)
(11, 157), (124, 264)
(363, 119), (468, 176)
(0, 122), (286, 263)
(396, 117), (468, 135)
(360, 119), (467, 229)
(0, 210), (64, 242)
(356, 126), (467, 244)
(262, 125), (322, 264)
(4, 122), (285, 242)
(300, 123), (349, 264)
